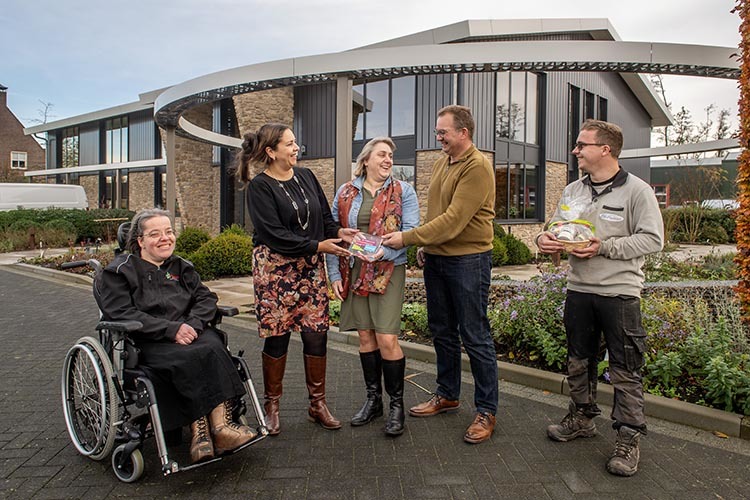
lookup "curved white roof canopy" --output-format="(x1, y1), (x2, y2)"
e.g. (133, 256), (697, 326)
(154, 40), (738, 148)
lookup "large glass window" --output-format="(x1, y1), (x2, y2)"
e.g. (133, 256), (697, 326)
(352, 76), (415, 139)
(495, 72), (542, 220)
(62, 127), (79, 168)
(496, 72), (539, 145)
(352, 76), (416, 184)
(106, 117), (128, 164)
(10, 151), (27, 169)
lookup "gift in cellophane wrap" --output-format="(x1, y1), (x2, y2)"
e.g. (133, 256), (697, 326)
(547, 195), (596, 251)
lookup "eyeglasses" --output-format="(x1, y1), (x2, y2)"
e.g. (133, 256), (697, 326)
(434, 127), (466, 137)
(572, 142), (607, 151)
(142, 229), (175, 240)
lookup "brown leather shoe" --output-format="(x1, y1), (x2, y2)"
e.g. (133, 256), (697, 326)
(409, 394), (459, 418)
(464, 412), (496, 444)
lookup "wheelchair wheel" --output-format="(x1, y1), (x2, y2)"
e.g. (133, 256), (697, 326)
(111, 445), (144, 483)
(61, 337), (120, 461)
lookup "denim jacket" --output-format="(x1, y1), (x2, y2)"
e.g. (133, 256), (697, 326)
(326, 175), (420, 283)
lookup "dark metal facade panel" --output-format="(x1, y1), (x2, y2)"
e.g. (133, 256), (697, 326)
(416, 74), (454, 150)
(78, 122), (99, 166)
(294, 82), (336, 159)
(458, 72), (495, 151)
(545, 71), (652, 168)
(47, 134), (56, 169)
(129, 110), (157, 161)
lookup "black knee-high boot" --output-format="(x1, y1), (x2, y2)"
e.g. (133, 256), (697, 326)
(351, 350), (383, 426)
(382, 357), (406, 436)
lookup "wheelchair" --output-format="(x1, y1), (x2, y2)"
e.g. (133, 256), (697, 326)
(60, 225), (267, 482)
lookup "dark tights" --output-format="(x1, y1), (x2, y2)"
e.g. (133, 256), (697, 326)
(262, 331), (327, 358)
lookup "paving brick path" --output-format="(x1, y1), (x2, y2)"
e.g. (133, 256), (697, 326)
(1, 268), (749, 499)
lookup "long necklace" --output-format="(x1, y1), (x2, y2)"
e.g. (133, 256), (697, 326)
(277, 175), (310, 230)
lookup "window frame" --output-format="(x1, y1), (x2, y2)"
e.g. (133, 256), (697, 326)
(10, 151), (27, 170)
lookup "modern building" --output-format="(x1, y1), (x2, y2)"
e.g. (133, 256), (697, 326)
(0, 85), (45, 182)
(24, 19), (736, 247)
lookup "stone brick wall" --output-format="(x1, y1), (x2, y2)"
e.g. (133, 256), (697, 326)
(414, 148), (494, 222)
(545, 160), (568, 221)
(298, 158), (336, 204)
(128, 171), (154, 213)
(233, 88), (294, 136)
(79, 175), (99, 208)
(160, 103), (221, 235)
(414, 150), (442, 221)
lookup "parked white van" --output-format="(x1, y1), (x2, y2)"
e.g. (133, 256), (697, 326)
(0, 183), (89, 211)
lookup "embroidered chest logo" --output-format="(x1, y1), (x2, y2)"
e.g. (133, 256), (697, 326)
(164, 271), (180, 281)
(599, 213), (624, 222)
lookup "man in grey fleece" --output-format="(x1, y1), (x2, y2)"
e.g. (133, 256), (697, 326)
(536, 119), (663, 477)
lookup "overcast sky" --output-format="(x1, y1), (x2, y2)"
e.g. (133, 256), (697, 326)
(1, 0), (740, 138)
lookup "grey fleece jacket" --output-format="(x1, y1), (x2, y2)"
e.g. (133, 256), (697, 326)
(549, 168), (664, 297)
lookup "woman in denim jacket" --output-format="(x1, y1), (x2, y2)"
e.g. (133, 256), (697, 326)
(326, 137), (420, 437)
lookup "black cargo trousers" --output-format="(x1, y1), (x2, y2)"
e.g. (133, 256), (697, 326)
(563, 290), (647, 432)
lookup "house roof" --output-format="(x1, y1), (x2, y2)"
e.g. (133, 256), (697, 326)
(359, 19), (671, 126)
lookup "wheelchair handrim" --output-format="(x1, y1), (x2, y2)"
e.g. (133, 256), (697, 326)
(61, 342), (109, 457)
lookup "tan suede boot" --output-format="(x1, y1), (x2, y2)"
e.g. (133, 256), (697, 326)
(189, 416), (214, 464)
(208, 400), (257, 454)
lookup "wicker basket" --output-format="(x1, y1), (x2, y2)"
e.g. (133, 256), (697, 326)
(559, 240), (591, 252)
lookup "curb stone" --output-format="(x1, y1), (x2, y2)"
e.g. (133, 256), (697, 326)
(10, 262), (748, 440)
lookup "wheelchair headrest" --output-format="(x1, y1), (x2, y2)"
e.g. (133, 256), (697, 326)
(116, 222), (131, 254)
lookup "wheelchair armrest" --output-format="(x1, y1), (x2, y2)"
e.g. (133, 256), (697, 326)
(96, 320), (143, 333)
(218, 305), (239, 317)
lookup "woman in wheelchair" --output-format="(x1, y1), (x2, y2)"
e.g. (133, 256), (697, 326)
(96, 208), (256, 464)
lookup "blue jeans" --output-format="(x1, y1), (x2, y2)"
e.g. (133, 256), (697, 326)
(424, 251), (498, 415)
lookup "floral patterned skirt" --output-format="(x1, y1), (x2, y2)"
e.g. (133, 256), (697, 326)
(252, 244), (329, 338)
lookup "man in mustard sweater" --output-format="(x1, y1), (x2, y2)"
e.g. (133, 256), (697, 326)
(383, 105), (498, 444)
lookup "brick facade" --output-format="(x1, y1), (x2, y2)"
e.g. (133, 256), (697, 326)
(298, 157), (336, 204)
(233, 88), (294, 136)
(128, 171), (154, 213)
(0, 89), (45, 182)
(168, 104), (221, 235)
(79, 175), (99, 209)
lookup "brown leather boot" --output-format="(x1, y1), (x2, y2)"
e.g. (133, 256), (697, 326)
(262, 352), (286, 436)
(303, 354), (342, 430)
(189, 416), (214, 464)
(209, 400), (257, 454)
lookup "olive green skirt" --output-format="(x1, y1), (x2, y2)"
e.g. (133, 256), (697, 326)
(339, 263), (406, 334)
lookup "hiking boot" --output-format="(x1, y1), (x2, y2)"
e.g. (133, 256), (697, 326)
(547, 401), (597, 442)
(606, 425), (641, 477)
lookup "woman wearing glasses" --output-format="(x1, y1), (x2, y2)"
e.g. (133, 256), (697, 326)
(236, 123), (356, 436)
(97, 208), (256, 464)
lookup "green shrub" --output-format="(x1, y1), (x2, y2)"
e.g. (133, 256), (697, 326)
(329, 299), (341, 324)
(401, 303), (429, 336)
(493, 222), (506, 239)
(175, 227), (211, 256)
(491, 237), (508, 266)
(221, 224), (248, 236)
(490, 268), (569, 369)
(189, 232), (254, 281)
(0, 208), (133, 242)
(501, 233), (533, 265)
(406, 245), (419, 268)
(43, 218), (77, 235)
(700, 223), (729, 244)
(9, 219), (39, 232)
